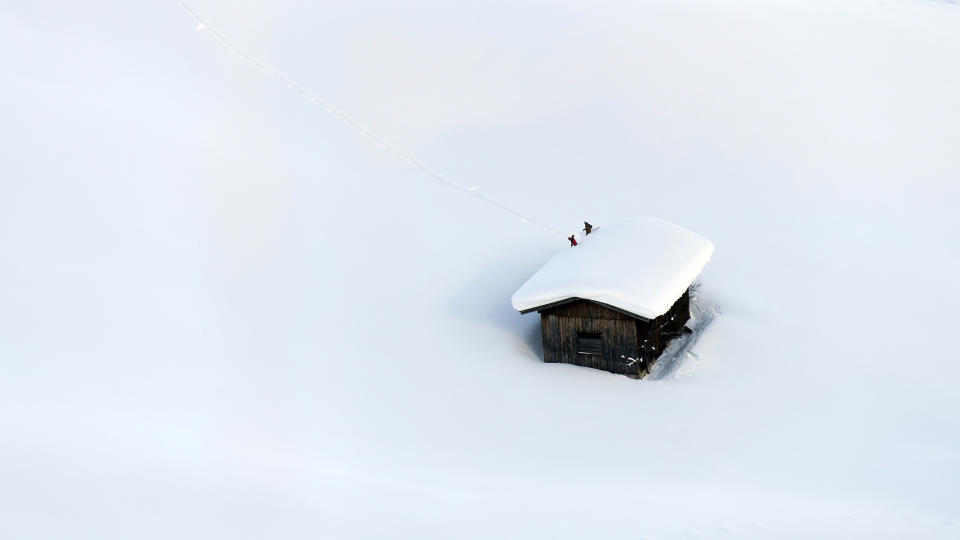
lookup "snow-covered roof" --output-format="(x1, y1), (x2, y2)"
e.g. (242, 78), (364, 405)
(511, 218), (714, 320)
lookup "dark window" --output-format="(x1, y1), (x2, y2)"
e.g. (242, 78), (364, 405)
(577, 332), (603, 356)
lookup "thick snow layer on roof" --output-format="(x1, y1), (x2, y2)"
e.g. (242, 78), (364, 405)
(511, 218), (714, 319)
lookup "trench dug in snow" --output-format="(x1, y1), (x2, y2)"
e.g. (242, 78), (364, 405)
(646, 299), (720, 380)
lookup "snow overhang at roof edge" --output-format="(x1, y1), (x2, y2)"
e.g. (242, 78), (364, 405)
(510, 217), (714, 320)
(516, 297), (653, 321)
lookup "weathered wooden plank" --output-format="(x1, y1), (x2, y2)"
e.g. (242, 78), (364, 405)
(536, 288), (693, 378)
(539, 299), (636, 321)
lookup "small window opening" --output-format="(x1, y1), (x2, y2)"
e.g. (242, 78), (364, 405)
(577, 332), (603, 356)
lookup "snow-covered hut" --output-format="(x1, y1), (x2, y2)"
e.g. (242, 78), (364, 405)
(511, 218), (714, 378)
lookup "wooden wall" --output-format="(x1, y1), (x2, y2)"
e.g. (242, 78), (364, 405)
(539, 300), (642, 377)
(637, 289), (690, 367)
(538, 290), (691, 378)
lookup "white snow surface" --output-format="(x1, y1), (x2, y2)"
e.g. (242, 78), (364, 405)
(3, 1), (960, 539)
(511, 217), (713, 319)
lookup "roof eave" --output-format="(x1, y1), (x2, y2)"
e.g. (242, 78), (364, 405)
(517, 297), (652, 322)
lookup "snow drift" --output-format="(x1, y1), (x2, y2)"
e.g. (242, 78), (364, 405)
(2, 0), (960, 539)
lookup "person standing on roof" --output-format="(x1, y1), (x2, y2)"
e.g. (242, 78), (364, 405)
(568, 234), (578, 247)
(583, 221), (593, 235)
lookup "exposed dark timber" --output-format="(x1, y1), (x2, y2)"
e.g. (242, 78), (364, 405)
(537, 290), (691, 379)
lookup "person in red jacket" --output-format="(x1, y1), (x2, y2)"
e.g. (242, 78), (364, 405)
(568, 234), (578, 247)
